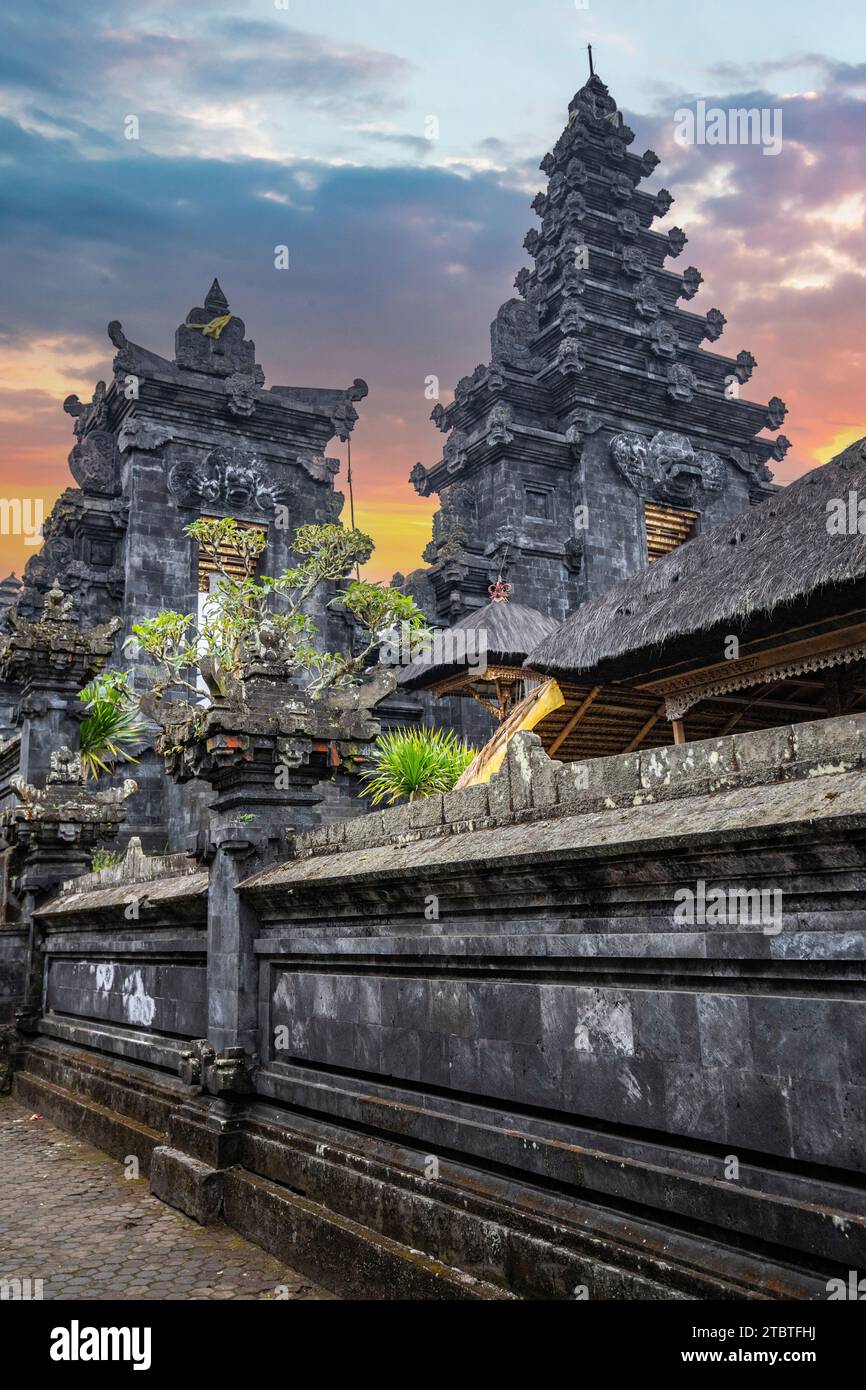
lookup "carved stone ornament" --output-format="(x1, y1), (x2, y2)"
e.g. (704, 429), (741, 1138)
(610, 430), (726, 506)
(486, 403), (514, 448)
(765, 396), (788, 430)
(490, 299), (539, 369)
(772, 434), (792, 462)
(564, 533), (585, 576)
(610, 171), (634, 202)
(0, 580), (120, 692)
(554, 336), (585, 375)
(117, 417), (175, 453)
(174, 280), (257, 379)
(66, 430), (121, 498)
(667, 362), (698, 403)
(5, 744), (135, 830)
(297, 453), (340, 485)
(559, 296), (586, 334)
(225, 371), (260, 417)
(622, 246), (647, 278)
(410, 462), (432, 497)
(150, 666), (396, 789)
(667, 227), (688, 258)
(167, 447), (289, 514)
(442, 430), (468, 474)
(514, 267), (533, 300)
(648, 320), (679, 359)
(735, 349), (757, 384)
(634, 277), (663, 319)
(681, 266), (704, 300)
(563, 190), (587, 222)
(330, 380), (369, 442)
(63, 381), (109, 439)
(703, 308), (727, 343)
(617, 208), (640, 239)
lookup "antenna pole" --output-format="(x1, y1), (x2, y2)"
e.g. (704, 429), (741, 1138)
(587, 44), (594, 77)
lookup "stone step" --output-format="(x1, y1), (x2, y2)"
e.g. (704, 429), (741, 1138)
(223, 1167), (519, 1301)
(10, 1044), (838, 1301)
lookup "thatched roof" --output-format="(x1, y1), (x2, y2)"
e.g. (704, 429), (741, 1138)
(528, 438), (866, 680)
(399, 599), (559, 689)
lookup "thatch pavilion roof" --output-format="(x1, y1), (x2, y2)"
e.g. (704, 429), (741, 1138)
(399, 599), (560, 691)
(528, 438), (866, 682)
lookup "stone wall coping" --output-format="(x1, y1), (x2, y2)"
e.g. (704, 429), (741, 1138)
(244, 762), (866, 895)
(276, 712), (866, 870)
(55, 836), (202, 896)
(34, 870), (210, 919)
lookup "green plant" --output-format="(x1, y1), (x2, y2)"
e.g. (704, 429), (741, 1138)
(79, 671), (148, 780)
(91, 849), (123, 871)
(236, 813), (257, 823)
(360, 727), (477, 806)
(128, 519), (429, 700)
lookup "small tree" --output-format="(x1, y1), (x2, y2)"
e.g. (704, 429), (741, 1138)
(128, 519), (429, 700)
(360, 727), (477, 805)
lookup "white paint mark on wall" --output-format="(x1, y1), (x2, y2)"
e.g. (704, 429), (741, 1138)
(573, 989), (634, 1056)
(95, 963), (115, 992)
(122, 970), (156, 1027)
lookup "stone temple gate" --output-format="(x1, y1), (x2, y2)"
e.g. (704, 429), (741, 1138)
(0, 280), (373, 846)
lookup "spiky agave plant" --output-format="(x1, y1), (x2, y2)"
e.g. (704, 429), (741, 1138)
(78, 671), (148, 780)
(360, 727), (477, 806)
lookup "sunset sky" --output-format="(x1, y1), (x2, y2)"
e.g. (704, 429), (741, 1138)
(0, 0), (864, 581)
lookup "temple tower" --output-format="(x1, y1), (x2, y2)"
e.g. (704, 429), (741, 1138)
(407, 72), (791, 625)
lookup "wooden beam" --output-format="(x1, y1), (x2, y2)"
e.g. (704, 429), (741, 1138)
(548, 686), (601, 757)
(625, 702), (667, 752)
(703, 693), (823, 716)
(642, 621), (866, 713)
(672, 718), (686, 745)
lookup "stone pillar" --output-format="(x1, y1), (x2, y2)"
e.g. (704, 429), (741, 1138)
(0, 579), (119, 788)
(152, 662), (394, 1093)
(202, 736), (326, 1070)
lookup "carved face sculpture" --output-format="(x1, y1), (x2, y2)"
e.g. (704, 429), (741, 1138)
(223, 464), (257, 511)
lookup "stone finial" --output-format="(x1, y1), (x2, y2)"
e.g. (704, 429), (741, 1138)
(43, 578), (74, 622)
(47, 746), (84, 786)
(204, 278), (229, 316)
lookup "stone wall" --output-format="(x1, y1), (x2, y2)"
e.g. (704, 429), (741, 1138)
(9, 714), (866, 1298)
(0, 926), (27, 1026)
(32, 840), (208, 1072)
(237, 711), (866, 1292)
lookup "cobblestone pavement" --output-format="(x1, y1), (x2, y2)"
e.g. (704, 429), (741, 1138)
(0, 1098), (335, 1300)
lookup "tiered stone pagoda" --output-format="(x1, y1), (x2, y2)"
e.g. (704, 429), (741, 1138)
(407, 71), (791, 626)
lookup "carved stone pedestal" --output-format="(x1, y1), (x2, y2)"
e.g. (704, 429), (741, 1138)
(0, 579), (119, 788)
(152, 662), (394, 1082)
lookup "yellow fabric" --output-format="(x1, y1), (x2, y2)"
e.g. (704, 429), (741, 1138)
(187, 314), (232, 340)
(455, 678), (565, 788)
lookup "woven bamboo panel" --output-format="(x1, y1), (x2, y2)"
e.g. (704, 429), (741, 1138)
(643, 502), (697, 562)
